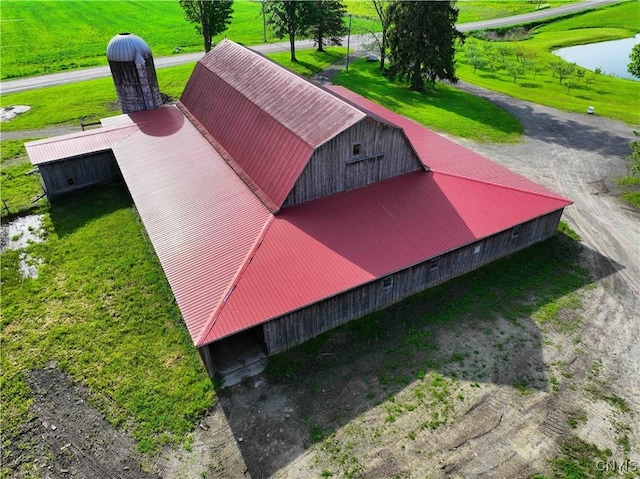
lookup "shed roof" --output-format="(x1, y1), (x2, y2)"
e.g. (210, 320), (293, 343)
(25, 124), (139, 165)
(203, 169), (569, 343)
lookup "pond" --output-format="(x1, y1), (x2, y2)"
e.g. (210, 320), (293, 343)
(553, 34), (640, 81)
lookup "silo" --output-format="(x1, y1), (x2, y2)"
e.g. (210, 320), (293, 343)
(106, 33), (163, 114)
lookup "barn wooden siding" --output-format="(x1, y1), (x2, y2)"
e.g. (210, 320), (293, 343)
(262, 209), (564, 354)
(39, 151), (121, 200)
(282, 118), (423, 208)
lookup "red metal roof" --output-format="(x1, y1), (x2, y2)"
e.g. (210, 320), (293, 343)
(201, 170), (570, 344)
(25, 123), (139, 165)
(110, 106), (272, 343)
(27, 57), (572, 350)
(179, 40), (366, 209)
(327, 86), (566, 199)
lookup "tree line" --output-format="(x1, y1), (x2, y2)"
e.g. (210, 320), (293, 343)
(180, 0), (463, 92)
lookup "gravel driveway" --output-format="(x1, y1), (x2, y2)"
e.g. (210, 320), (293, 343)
(452, 80), (639, 412)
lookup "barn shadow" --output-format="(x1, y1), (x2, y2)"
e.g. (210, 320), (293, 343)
(215, 232), (623, 478)
(48, 182), (132, 238)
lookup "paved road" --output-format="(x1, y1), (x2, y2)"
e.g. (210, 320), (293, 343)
(0, 0), (621, 94)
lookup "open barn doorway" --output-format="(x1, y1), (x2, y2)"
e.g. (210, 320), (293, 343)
(209, 326), (267, 388)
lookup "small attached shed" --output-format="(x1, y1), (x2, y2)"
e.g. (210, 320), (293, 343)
(25, 124), (138, 200)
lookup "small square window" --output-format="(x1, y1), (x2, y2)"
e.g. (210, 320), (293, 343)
(473, 244), (482, 255)
(352, 143), (361, 156)
(511, 226), (521, 240)
(66, 177), (76, 186)
(382, 276), (393, 291)
(430, 258), (439, 273)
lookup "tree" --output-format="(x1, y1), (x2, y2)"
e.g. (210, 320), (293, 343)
(564, 76), (579, 94)
(628, 43), (640, 78)
(179, 0), (233, 52)
(387, 1), (464, 91)
(468, 54), (487, 73)
(265, 0), (312, 62)
(505, 61), (525, 83)
(550, 61), (575, 84)
(308, 0), (347, 52)
(371, 0), (393, 71)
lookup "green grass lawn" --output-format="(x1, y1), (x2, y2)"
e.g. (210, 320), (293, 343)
(1, 184), (214, 466)
(267, 47), (347, 77)
(0, 0), (584, 80)
(334, 58), (523, 142)
(457, 1), (640, 125)
(0, 0), (377, 80)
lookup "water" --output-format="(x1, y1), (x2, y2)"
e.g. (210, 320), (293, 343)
(1, 214), (45, 278)
(553, 35), (640, 81)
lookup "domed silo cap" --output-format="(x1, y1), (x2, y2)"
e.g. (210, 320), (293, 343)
(106, 33), (153, 62)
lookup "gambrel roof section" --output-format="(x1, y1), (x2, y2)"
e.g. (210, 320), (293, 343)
(179, 39), (367, 211)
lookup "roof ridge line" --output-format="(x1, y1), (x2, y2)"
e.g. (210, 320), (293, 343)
(240, 41), (368, 121)
(24, 122), (139, 147)
(431, 169), (572, 204)
(204, 42), (366, 149)
(176, 101), (280, 213)
(196, 215), (275, 347)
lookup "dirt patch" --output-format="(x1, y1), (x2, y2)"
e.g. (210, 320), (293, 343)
(5, 363), (158, 478)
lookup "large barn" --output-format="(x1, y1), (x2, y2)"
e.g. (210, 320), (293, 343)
(27, 39), (572, 383)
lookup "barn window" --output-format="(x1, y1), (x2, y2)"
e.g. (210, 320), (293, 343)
(382, 276), (393, 291)
(511, 226), (521, 240)
(352, 143), (362, 156)
(66, 177), (76, 186)
(430, 257), (439, 273)
(473, 244), (482, 255)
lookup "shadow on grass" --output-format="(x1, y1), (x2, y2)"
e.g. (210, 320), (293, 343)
(519, 82), (542, 88)
(216, 231), (623, 477)
(48, 181), (132, 237)
(334, 63), (522, 140)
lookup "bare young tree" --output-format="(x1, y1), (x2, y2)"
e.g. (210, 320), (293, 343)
(371, 0), (392, 71)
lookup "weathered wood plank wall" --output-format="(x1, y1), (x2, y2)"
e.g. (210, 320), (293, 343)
(40, 151), (121, 200)
(263, 209), (564, 354)
(283, 118), (423, 207)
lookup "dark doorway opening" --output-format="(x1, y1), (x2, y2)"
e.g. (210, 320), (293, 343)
(209, 326), (267, 387)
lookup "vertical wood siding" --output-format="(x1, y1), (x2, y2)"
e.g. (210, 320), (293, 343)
(263, 210), (564, 354)
(40, 151), (121, 200)
(283, 118), (423, 208)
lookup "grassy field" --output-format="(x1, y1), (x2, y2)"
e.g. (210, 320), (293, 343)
(457, 1), (640, 125)
(334, 58), (523, 142)
(0, 0), (581, 80)
(1, 184), (214, 466)
(0, 0), (377, 80)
